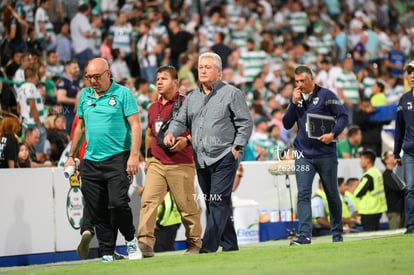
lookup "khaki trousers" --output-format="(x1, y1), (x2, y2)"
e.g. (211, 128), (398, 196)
(138, 157), (202, 248)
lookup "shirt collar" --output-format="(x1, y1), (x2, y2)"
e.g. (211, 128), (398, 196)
(302, 84), (321, 102)
(86, 80), (115, 98)
(63, 73), (74, 82)
(199, 80), (225, 95)
(312, 84), (321, 95)
(157, 91), (179, 105)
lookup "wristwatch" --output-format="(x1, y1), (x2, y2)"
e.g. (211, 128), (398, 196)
(234, 145), (243, 151)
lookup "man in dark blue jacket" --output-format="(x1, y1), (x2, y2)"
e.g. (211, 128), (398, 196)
(394, 60), (414, 234)
(283, 65), (348, 245)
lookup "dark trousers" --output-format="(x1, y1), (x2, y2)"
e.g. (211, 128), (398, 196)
(80, 205), (94, 235)
(361, 213), (382, 231)
(63, 113), (74, 135)
(80, 204), (120, 257)
(196, 152), (239, 252)
(80, 151), (135, 255)
(154, 224), (181, 252)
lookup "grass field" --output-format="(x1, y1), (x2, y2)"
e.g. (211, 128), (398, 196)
(1, 230), (413, 275)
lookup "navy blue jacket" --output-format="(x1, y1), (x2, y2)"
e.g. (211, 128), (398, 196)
(394, 90), (414, 158)
(283, 85), (348, 158)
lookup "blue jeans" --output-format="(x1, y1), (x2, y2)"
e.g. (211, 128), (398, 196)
(140, 66), (157, 83)
(295, 156), (342, 238)
(344, 103), (358, 125)
(75, 48), (93, 75)
(403, 154), (414, 229)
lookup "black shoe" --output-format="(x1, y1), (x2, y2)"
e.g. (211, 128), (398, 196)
(333, 235), (343, 242)
(222, 248), (239, 252)
(290, 235), (311, 246)
(405, 228), (414, 234)
(200, 247), (214, 253)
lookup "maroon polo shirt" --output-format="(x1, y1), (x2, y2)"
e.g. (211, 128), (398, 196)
(148, 92), (193, 164)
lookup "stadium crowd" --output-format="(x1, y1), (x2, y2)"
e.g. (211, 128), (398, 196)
(1, 0), (414, 165)
(0, 0), (413, 255)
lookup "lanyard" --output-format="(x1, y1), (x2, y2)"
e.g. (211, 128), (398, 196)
(157, 100), (168, 120)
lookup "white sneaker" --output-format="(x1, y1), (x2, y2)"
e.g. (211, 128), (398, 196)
(77, 230), (93, 258)
(101, 255), (114, 263)
(126, 237), (143, 260)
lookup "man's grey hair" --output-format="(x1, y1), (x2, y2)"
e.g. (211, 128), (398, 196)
(294, 65), (314, 78)
(198, 52), (222, 79)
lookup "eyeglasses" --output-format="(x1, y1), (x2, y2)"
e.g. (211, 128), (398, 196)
(407, 68), (414, 75)
(84, 70), (109, 81)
